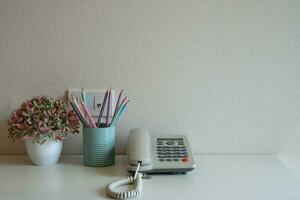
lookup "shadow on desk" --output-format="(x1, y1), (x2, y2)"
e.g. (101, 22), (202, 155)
(0, 155), (32, 166)
(0, 155), (128, 179)
(59, 155), (128, 178)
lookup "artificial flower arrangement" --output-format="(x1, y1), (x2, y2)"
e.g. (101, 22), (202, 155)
(8, 96), (80, 144)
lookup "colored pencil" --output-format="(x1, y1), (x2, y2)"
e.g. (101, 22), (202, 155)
(114, 96), (127, 112)
(71, 96), (90, 127)
(81, 100), (97, 128)
(111, 99), (129, 124)
(113, 89), (123, 119)
(120, 96), (127, 106)
(106, 88), (111, 126)
(81, 88), (87, 105)
(69, 97), (86, 125)
(97, 89), (109, 127)
(81, 88), (89, 125)
(110, 100), (129, 127)
(111, 96), (127, 123)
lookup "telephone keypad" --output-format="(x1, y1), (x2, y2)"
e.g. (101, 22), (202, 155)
(156, 137), (190, 162)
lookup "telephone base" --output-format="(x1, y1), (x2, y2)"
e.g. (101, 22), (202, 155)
(128, 167), (194, 175)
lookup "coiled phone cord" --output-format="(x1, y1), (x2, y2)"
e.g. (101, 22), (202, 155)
(106, 162), (142, 199)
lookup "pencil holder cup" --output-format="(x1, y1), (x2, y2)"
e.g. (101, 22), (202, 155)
(83, 126), (115, 167)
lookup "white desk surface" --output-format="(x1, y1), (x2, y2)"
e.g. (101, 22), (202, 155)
(0, 155), (299, 200)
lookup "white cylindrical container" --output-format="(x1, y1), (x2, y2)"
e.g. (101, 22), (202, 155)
(25, 139), (63, 165)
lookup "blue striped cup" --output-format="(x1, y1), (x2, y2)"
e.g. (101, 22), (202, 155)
(83, 126), (115, 167)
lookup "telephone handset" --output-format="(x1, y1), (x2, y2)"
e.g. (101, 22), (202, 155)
(127, 128), (151, 166)
(106, 128), (196, 199)
(127, 128), (196, 174)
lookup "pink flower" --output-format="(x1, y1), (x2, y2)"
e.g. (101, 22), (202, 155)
(8, 96), (80, 144)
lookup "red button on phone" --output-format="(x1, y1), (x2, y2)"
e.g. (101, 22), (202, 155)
(181, 157), (189, 162)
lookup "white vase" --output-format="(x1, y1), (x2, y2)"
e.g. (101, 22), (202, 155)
(25, 138), (63, 165)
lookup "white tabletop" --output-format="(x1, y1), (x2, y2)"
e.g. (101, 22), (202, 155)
(0, 155), (300, 200)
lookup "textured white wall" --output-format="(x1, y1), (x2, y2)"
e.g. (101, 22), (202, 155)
(0, 0), (299, 155)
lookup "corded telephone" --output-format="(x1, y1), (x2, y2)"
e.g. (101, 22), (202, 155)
(106, 128), (196, 199)
(127, 128), (196, 174)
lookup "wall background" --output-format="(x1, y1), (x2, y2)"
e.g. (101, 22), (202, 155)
(0, 0), (299, 155)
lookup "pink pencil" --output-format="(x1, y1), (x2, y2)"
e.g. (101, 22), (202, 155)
(71, 96), (90, 128)
(81, 100), (97, 128)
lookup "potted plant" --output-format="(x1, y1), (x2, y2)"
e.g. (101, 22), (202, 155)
(8, 96), (80, 165)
